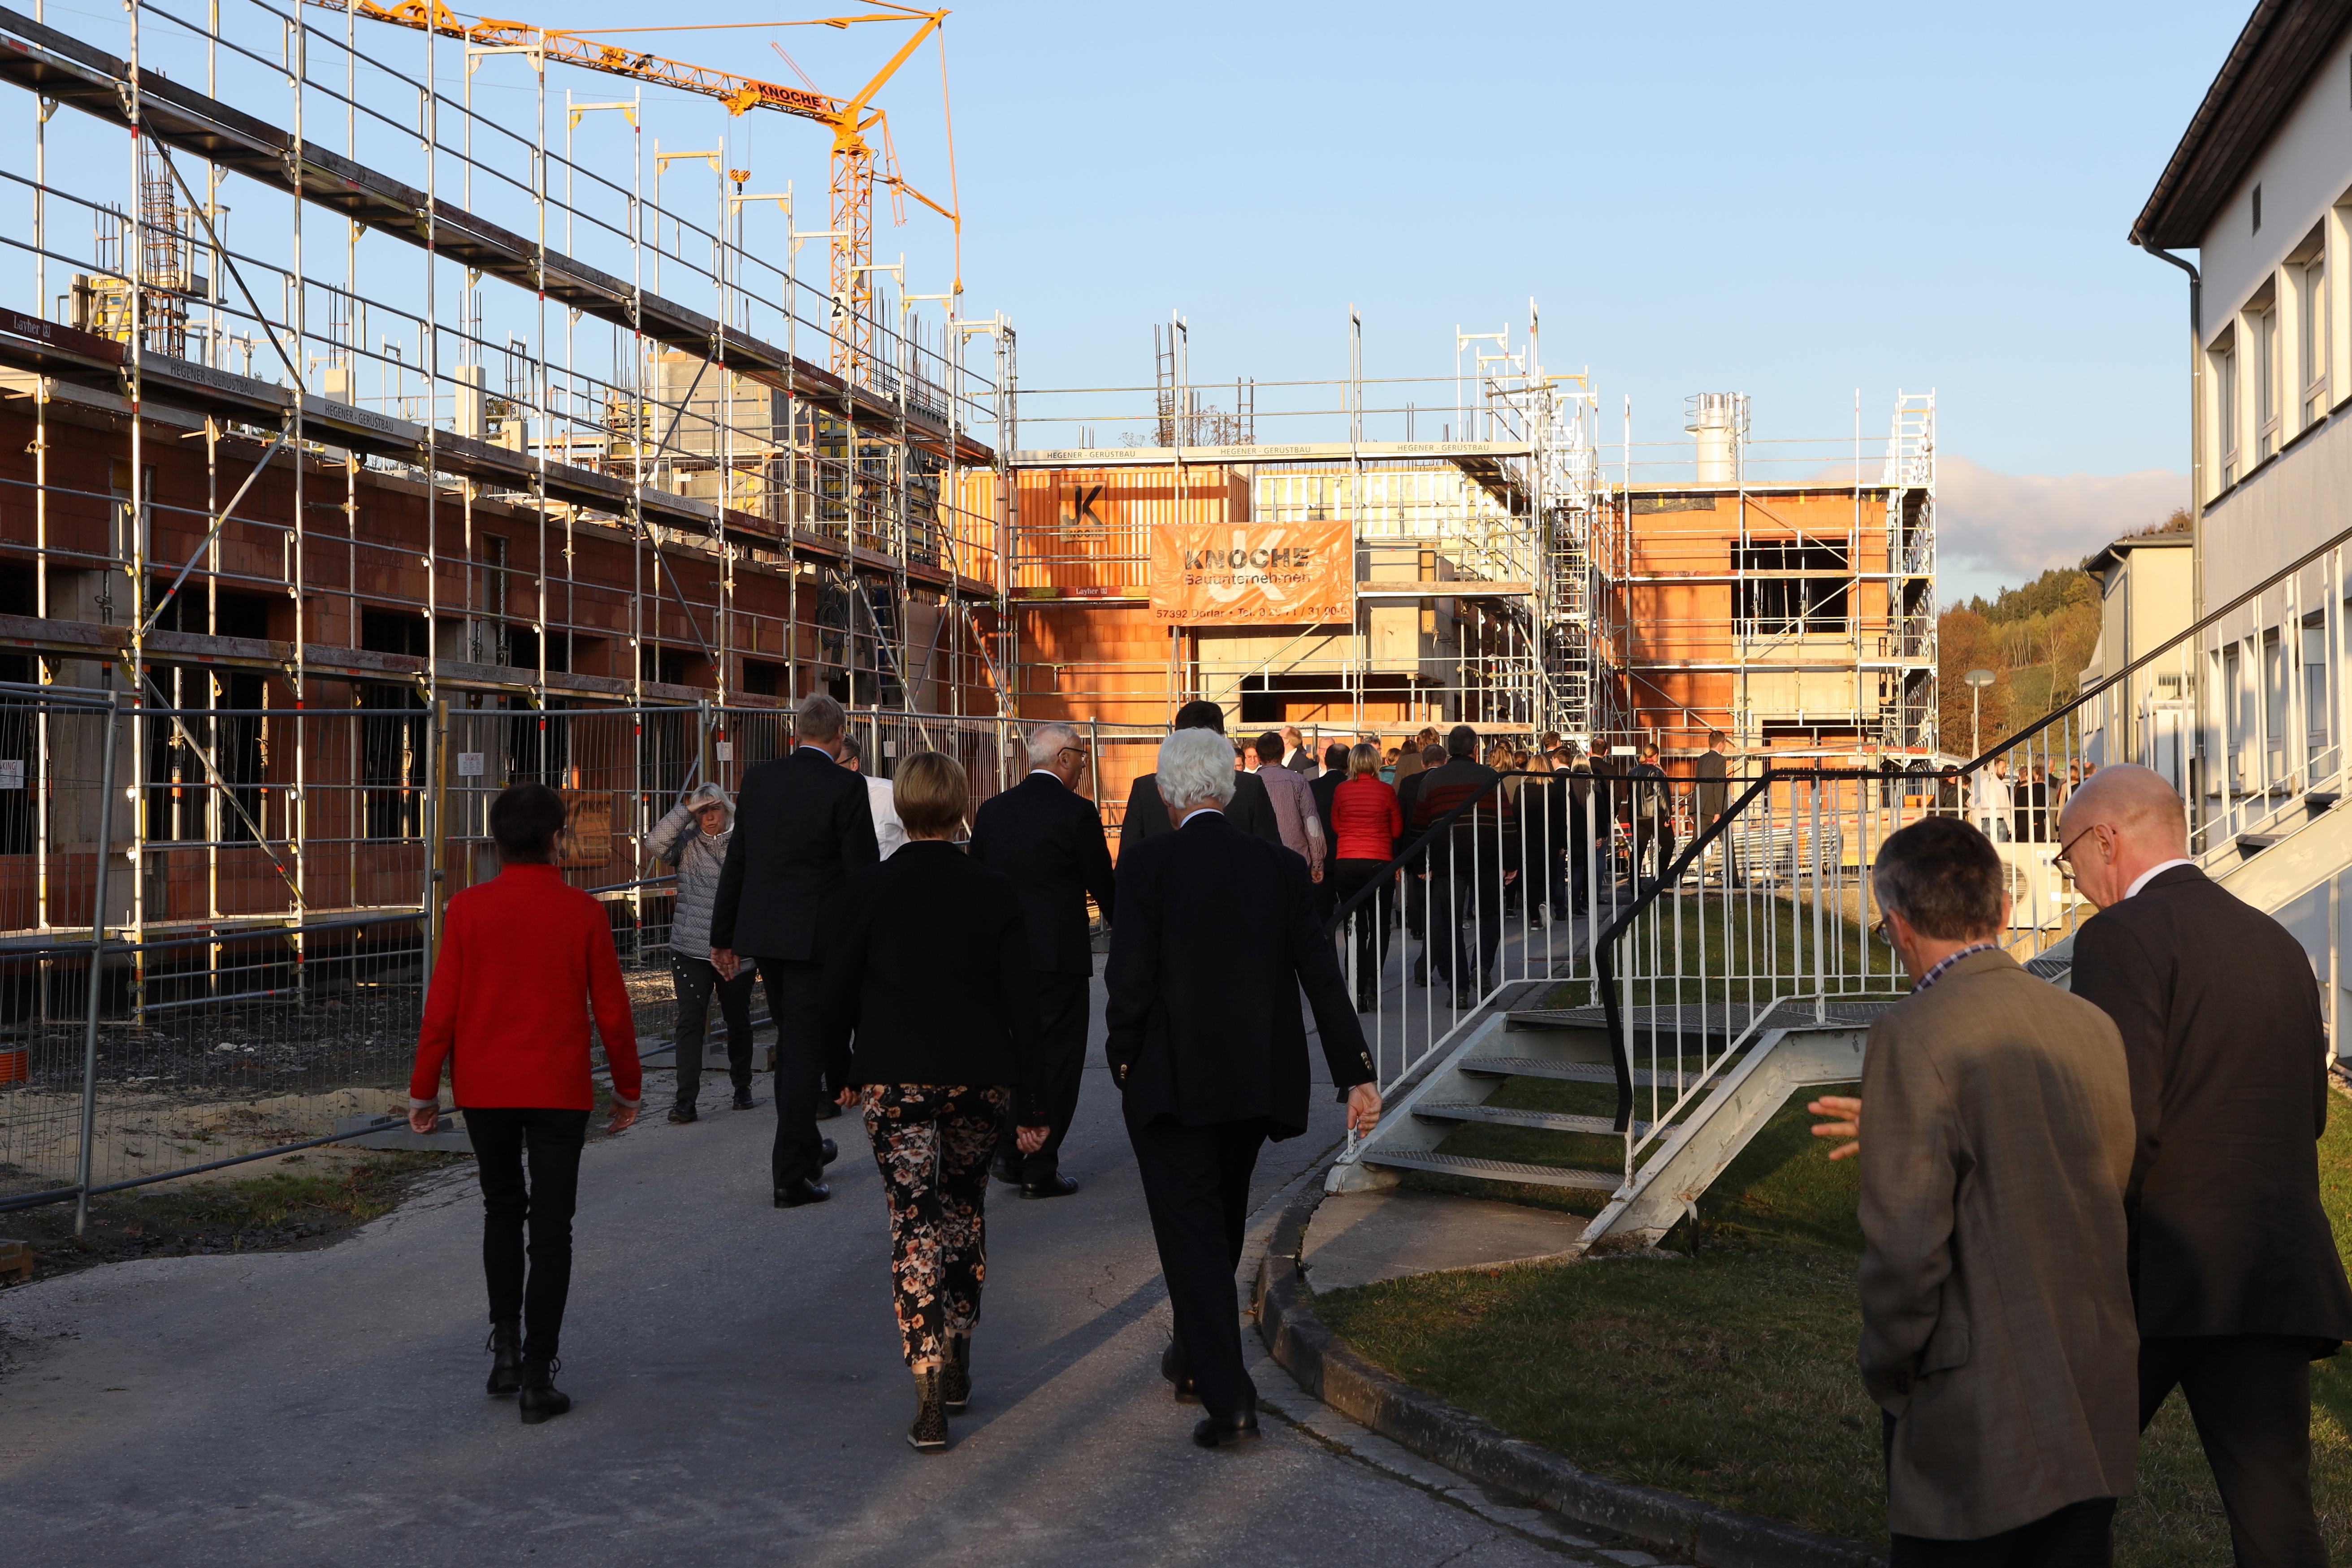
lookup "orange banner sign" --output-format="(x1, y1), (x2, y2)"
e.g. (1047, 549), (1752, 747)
(1148, 520), (1353, 625)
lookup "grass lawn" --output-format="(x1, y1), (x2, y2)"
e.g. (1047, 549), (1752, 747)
(1316, 1085), (2352, 1562)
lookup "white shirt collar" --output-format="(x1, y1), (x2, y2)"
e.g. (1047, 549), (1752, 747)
(2125, 858), (2195, 900)
(1178, 806), (1224, 828)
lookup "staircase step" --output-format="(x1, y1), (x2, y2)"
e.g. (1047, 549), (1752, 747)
(2308, 791), (2342, 819)
(2237, 833), (2282, 860)
(1413, 1101), (1650, 1137)
(1359, 1148), (1623, 1192)
(1461, 1056), (1711, 1088)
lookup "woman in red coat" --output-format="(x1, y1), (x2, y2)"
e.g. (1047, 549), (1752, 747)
(408, 782), (643, 1425)
(1329, 742), (1405, 1011)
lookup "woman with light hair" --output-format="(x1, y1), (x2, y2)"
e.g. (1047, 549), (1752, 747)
(649, 781), (758, 1120)
(816, 750), (1050, 1452)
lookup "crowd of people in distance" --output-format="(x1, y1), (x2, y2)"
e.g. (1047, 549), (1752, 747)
(407, 694), (1376, 1451)
(1811, 766), (2349, 1567)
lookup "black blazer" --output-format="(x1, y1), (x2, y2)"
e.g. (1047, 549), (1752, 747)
(1104, 811), (1375, 1138)
(709, 746), (878, 962)
(815, 841), (1046, 1121)
(970, 771), (1117, 976)
(1310, 768), (1345, 847)
(2069, 864), (2352, 1343)
(1118, 767), (1282, 855)
(1694, 749), (1728, 823)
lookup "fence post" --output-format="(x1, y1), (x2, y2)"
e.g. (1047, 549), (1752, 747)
(426, 698), (452, 974)
(75, 693), (122, 1237)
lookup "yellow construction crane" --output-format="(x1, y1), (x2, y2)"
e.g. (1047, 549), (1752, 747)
(302, 0), (958, 377)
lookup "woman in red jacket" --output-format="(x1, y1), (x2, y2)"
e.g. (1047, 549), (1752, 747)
(408, 782), (643, 1425)
(1329, 742), (1405, 1011)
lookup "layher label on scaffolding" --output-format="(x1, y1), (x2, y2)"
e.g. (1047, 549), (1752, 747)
(1148, 519), (1353, 625)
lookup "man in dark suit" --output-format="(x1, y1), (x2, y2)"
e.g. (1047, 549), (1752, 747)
(970, 720), (1116, 1200)
(1278, 724), (1318, 776)
(2057, 765), (2352, 1567)
(710, 693), (876, 1208)
(1408, 726), (1517, 1006)
(1694, 729), (1734, 887)
(1310, 742), (1348, 845)
(1117, 699), (1282, 854)
(1106, 728), (1381, 1448)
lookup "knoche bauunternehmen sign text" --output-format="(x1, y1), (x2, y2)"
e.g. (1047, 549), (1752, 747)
(1147, 520), (1353, 625)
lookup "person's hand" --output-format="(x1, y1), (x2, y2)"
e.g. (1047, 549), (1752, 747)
(606, 1103), (639, 1135)
(1808, 1095), (1861, 1160)
(1503, 870), (1518, 884)
(1015, 1124), (1049, 1155)
(1311, 862), (1325, 884)
(1346, 1081), (1382, 1135)
(711, 948), (739, 980)
(836, 1085), (860, 1109)
(408, 1103), (442, 1135)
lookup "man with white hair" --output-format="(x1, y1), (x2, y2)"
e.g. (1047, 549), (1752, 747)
(2057, 763), (2352, 1565)
(969, 721), (1116, 1199)
(1106, 728), (1382, 1448)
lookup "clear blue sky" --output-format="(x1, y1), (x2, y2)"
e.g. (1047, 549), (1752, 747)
(563, 0), (2244, 595)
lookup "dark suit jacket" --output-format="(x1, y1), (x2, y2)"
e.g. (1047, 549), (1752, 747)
(970, 771), (1117, 976)
(2068, 864), (2352, 1343)
(1859, 948), (2137, 1538)
(1118, 767), (1281, 855)
(1695, 748), (1728, 822)
(1282, 746), (1317, 777)
(1310, 768), (1345, 848)
(709, 745), (878, 962)
(1104, 811), (1375, 1138)
(814, 841), (1048, 1122)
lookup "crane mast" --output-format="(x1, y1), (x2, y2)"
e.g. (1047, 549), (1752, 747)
(300, 0), (954, 380)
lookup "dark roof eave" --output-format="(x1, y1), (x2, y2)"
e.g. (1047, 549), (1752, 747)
(2131, 0), (2352, 251)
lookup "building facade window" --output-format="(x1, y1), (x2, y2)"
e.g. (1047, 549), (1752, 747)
(2257, 306), (2280, 461)
(1734, 541), (1849, 636)
(2301, 256), (2330, 427)
(2215, 339), (2239, 489)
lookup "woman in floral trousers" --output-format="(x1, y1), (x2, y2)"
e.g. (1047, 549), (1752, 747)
(815, 750), (1050, 1452)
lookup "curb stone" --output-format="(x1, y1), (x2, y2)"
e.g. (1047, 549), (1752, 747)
(1252, 1188), (1887, 1568)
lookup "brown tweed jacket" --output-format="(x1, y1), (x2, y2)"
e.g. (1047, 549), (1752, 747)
(1858, 947), (2138, 1540)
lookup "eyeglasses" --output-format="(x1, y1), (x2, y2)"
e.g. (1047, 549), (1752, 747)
(1057, 745), (1091, 766)
(1871, 917), (1892, 948)
(2052, 823), (2105, 879)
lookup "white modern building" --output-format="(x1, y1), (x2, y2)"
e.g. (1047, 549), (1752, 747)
(2131, 0), (2352, 819)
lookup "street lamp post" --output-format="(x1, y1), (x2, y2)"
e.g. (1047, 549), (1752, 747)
(1964, 668), (1997, 758)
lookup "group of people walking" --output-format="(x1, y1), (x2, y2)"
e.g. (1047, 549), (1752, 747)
(408, 693), (1379, 1452)
(1814, 764), (2349, 1565)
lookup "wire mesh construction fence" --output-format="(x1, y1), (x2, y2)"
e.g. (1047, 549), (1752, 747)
(0, 688), (1029, 1215)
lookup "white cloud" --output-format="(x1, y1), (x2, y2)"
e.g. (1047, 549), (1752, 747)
(1933, 456), (2186, 602)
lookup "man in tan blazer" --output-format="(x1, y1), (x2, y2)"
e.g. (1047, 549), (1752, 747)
(1856, 817), (2139, 1563)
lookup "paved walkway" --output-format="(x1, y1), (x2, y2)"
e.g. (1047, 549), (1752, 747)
(0, 983), (1650, 1568)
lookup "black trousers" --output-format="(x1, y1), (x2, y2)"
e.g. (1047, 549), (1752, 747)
(1428, 860), (1507, 992)
(1330, 859), (1395, 1002)
(998, 970), (1090, 1182)
(1125, 1105), (1268, 1423)
(756, 957), (827, 1191)
(466, 1106), (590, 1363)
(1633, 815), (1675, 884)
(2140, 1334), (2326, 1568)
(1883, 1411), (2115, 1567)
(669, 953), (757, 1107)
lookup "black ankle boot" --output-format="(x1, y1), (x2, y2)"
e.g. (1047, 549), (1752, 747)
(519, 1356), (570, 1425)
(907, 1366), (948, 1452)
(941, 1334), (971, 1416)
(485, 1321), (523, 1397)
